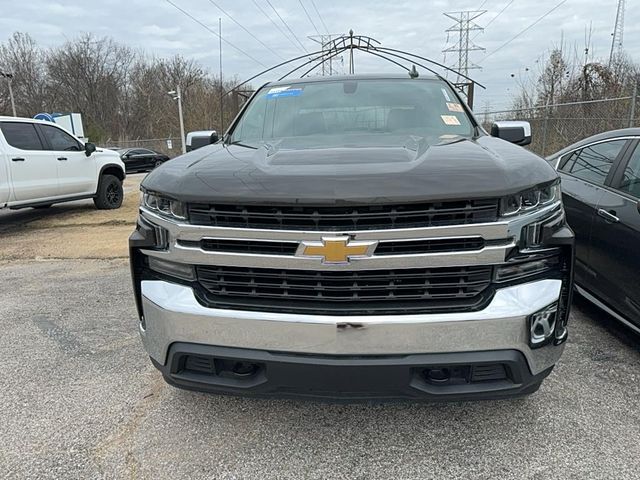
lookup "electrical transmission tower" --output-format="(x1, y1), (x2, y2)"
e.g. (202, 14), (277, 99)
(608, 0), (625, 67)
(442, 10), (486, 81)
(308, 34), (343, 75)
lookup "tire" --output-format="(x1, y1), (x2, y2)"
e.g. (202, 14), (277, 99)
(33, 204), (52, 209)
(93, 174), (123, 210)
(154, 160), (163, 169)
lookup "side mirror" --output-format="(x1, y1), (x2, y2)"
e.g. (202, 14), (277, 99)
(85, 142), (97, 157)
(210, 133), (219, 144)
(491, 121), (532, 146)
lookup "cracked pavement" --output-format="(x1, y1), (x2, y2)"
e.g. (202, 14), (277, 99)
(0, 177), (639, 479)
(0, 258), (639, 479)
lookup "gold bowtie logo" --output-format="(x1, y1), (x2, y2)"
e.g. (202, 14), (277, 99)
(297, 237), (377, 264)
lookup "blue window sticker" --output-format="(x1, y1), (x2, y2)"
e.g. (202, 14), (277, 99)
(266, 87), (303, 99)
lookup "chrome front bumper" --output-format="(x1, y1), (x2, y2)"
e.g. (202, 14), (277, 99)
(140, 278), (564, 376)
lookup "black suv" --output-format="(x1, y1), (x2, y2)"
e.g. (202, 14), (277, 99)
(130, 75), (574, 401)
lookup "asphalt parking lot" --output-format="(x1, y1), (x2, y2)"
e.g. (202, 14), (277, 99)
(1, 183), (639, 479)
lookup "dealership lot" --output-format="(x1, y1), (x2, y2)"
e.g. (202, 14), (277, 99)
(1, 178), (639, 479)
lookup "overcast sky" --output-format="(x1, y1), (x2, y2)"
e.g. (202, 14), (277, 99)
(1, 0), (638, 110)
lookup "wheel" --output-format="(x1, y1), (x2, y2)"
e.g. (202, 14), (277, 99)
(33, 204), (52, 209)
(93, 174), (123, 210)
(154, 160), (163, 169)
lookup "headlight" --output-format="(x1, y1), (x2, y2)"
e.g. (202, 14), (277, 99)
(500, 180), (561, 217)
(141, 189), (187, 220)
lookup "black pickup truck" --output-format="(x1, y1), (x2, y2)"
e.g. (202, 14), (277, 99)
(130, 74), (574, 401)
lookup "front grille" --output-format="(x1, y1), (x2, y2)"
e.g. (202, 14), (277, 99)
(194, 265), (494, 315)
(187, 199), (499, 231)
(179, 237), (485, 256)
(194, 239), (299, 255)
(374, 237), (484, 255)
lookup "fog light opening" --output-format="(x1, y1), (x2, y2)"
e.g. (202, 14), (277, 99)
(529, 302), (558, 348)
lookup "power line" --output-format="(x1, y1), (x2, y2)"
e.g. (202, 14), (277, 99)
(265, 0), (309, 53)
(472, 0), (514, 41)
(206, 0), (286, 60)
(310, 0), (329, 34)
(251, 0), (304, 52)
(480, 0), (567, 64)
(298, 0), (320, 35)
(165, 0), (267, 67)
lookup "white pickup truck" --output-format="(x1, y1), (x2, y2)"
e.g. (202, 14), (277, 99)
(0, 116), (126, 210)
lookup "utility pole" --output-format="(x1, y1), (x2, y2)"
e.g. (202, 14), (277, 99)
(168, 86), (186, 155)
(308, 34), (341, 75)
(0, 72), (16, 117)
(442, 11), (486, 81)
(608, 0), (625, 68)
(348, 29), (355, 74)
(219, 17), (224, 135)
(629, 80), (637, 128)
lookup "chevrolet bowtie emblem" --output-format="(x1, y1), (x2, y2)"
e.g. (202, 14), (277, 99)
(297, 236), (378, 264)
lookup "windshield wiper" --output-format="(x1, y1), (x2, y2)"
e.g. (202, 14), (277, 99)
(225, 140), (258, 149)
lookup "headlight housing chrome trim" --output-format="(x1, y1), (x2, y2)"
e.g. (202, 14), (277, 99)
(141, 188), (187, 221)
(500, 180), (561, 218)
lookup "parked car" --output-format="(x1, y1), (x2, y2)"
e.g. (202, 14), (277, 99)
(548, 129), (640, 334)
(186, 130), (218, 152)
(0, 116), (125, 210)
(116, 148), (170, 173)
(130, 74), (574, 401)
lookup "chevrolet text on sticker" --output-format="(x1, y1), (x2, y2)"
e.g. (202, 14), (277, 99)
(441, 115), (461, 126)
(266, 87), (303, 99)
(446, 103), (464, 113)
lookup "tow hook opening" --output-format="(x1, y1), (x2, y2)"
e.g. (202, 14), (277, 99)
(231, 361), (260, 377)
(179, 354), (264, 381)
(420, 363), (509, 386)
(422, 366), (470, 385)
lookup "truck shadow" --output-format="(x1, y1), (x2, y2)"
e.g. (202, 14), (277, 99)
(0, 200), (96, 233)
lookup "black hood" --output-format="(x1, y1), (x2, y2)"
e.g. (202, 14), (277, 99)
(141, 136), (558, 205)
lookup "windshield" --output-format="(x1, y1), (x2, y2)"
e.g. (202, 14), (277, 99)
(230, 78), (475, 149)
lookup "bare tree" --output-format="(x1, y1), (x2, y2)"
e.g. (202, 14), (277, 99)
(0, 32), (49, 115)
(46, 34), (135, 140)
(0, 31), (250, 148)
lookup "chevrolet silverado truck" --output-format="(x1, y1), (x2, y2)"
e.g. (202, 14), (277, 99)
(130, 74), (574, 401)
(0, 116), (125, 210)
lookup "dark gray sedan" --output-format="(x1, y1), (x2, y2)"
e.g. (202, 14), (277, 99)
(116, 148), (170, 173)
(548, 128), (640, 334)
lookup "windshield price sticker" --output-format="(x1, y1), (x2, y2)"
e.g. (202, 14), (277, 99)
(266, 87), (303, 99)
(446, 102), (464, 113)
(441, 115), (461, 126)
(441, 88), (452, 102)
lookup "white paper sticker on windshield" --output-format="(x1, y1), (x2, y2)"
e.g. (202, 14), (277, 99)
(441, 88), (452, 102)
(441, 115), (461, 126)
(446, 102), (464, 113)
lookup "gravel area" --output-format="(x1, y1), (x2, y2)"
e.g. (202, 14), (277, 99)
(1, 258), (638, 479)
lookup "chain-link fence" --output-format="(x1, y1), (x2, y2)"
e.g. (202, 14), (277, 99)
(101, 137), (182, 157)
(98, 95), (638, 159)
(481, 95), (638, 156)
